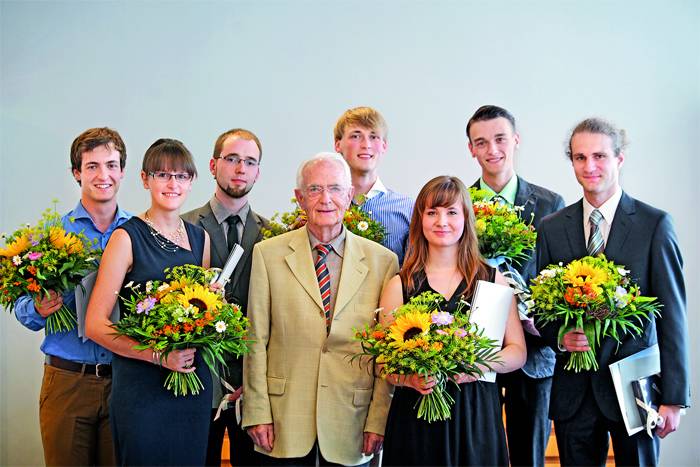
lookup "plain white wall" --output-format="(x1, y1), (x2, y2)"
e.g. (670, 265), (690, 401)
(1, 0), (698, 465)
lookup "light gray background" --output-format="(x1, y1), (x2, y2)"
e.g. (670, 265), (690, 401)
(1, 0), (698, 465)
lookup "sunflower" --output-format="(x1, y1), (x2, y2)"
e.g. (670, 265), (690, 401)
(388, 311), (432, 343)
(563, 260), (608, 293)
(0, 234), (30, 258)
(177, 285), (221, 313)
(49, 227), (83, 254)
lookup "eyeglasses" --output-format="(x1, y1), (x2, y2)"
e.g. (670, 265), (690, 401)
(149, 171), (193, 183)
(218, 155), (259, 168)
(304, 184), (348, 198)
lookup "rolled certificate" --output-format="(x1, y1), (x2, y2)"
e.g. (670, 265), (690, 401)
(211, 244), (244, 287)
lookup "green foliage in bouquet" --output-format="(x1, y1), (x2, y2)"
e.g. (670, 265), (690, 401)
(0, 202), (100, 333)
(113, 265), (250, 396)
(353, 291), (499, 422)
(530, 255), (660, 372)
(469, 187), (536, 264)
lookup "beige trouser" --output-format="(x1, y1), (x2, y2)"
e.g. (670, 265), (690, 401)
(39, 364), (115, 466)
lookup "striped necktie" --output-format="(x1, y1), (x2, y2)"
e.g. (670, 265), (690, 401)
(587, 209), (604, 256)
(315, 244), (332, 332)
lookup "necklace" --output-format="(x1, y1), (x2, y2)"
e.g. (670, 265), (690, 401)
(143, 211), (186, 252)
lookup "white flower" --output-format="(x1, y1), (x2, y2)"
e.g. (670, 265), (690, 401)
(215, 321), (227, 333)
(145, 281), (153, 293)
(514, 205), (525, 212)
(614, 286), (629, 308)
(540, 269), (556, 279)
(12, 255), (21, 266)
(157, 283), (170, 292)
(357, 221), (369, 232)
(617, 267), (629, 277)
(125, 281), (134, 289)
(558, 262), (563, 266)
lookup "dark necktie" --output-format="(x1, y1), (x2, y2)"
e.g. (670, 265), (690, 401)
(587, 209), (604, 256)
(226, 215), (240, 251)
(315, 244), (332, 333)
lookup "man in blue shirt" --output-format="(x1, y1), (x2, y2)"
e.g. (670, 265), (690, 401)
(334, 107), (414, 265)
(14, 127), (131, 466)
(467, 105), (565, 467)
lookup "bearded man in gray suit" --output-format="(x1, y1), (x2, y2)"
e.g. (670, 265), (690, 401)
(536, 118), (690, 466)
(182, 128), (269, 466)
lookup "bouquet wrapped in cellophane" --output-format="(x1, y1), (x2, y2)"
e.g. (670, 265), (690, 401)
(113, 264), (250, 396)
(261, 196), (386, 244)
(530, 255), (660, 372)
(0, 203), (99, 334)
(469, 187), (536, 265)
(353, 291), (499, 422)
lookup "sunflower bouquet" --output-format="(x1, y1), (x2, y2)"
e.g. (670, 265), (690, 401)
(469, 187), (536, 265)
(530, 255), (660, 372)
(353, 291), (499, 422)
(261, 197), (386, 243)
(113, 264), (250, 396)
(0, 203), (99, 333)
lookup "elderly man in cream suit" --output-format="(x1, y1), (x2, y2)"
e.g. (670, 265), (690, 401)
(243, 153), (398, 466)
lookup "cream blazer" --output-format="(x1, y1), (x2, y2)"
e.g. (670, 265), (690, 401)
(242, 226), (399, 465)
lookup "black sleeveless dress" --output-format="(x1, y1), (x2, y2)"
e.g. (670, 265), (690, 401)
(382, 269), (509, 466)
(110, 217), (212, 466)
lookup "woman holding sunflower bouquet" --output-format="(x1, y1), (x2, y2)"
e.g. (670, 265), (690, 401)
(378, 176), (526, 466)
(86, 139), (213, 465)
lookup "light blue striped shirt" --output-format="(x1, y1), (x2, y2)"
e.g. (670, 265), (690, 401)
(360, 178), (414, 265)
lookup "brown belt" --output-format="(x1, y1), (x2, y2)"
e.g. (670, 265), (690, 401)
(46, 355), (112, 378)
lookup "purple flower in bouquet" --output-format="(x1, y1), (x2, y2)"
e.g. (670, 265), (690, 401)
(454, 328), (467, 338)
(136, 297), (156, 314)
(431, 311), (454, 326)
(436, 329), (449, 336)
(27, 252), (43, 261)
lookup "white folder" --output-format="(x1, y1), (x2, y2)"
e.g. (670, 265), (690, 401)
(469, 280), (513, 382)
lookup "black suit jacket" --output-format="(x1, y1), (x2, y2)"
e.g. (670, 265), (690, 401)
(472, 176), (565, 378)
(536, 192), (690, 421)
(182, 202), (269, 386)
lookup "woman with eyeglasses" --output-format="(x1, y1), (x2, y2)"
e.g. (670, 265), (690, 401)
(378, 176), (526, 466)
(86, 138), (212, 465)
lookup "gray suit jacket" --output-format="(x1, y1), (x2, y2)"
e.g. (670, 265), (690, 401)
(472, 176), (565, 377)
(182, 201), (269, 386)
(536, 192), (690, 420)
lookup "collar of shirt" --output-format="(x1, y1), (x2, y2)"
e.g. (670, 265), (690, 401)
(479, 175), (518, 205)
(70, 200), (130, 225)
(365, 177), (388, 200)
(308, 226), (346, 258)
(67, 201), (131, 250)
(582, 187), (623, 244)
(209, 195), (250, 226)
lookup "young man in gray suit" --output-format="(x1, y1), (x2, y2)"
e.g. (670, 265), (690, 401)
(467, 105), (565, 467)
(182, 128), (269, 466)
(536, 118), (690, 466)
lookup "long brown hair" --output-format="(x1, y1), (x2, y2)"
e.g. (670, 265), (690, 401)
(400, 175), (489, 297)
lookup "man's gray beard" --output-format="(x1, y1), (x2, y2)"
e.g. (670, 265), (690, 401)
(217, 180), (251, 199)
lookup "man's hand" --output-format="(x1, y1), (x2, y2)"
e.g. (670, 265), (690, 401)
(363, 432), (384, 455)
(656, 405), (682, 438)
(561, 328), (591, 352)
(247, 423), (274, 452)
(34, 290), (63, 318)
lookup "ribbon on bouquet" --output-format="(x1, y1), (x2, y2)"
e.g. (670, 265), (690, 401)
(485, 257), (540, 337)
(635, 397), (663, 438)
(214, 378), (243, 425)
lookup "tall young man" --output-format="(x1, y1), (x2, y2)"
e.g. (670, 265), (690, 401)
(14, 127), (130, 466)
(467, 105), (565, 467)
(182, 128), (269, 466)
(537, 118), (689, 466)
(334, 107), (413, 265)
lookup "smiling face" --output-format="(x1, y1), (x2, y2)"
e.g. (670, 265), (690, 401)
(294, 159), (353, 241)
(334, 125), (387, 177)
(72, 143), (124, 206)
(210, 135), (260, 199)
(468, 117), (519, 181)
(421, 200), (465, 249)
(141, 166), (193, 212)
(570, 131), (624, 207)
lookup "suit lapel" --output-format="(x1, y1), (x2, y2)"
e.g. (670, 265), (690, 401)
(285, 227), (325, 312)
(514, 176), (537, 223)
(200, 209), (228, 266)
(605, 192), (635, 256)
(565, 200), (587, 257)
(230, 210), (262, 288)
(334, 233), (368, 318)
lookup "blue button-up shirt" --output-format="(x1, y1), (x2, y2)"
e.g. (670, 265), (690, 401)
(14, 201), (131, 364)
